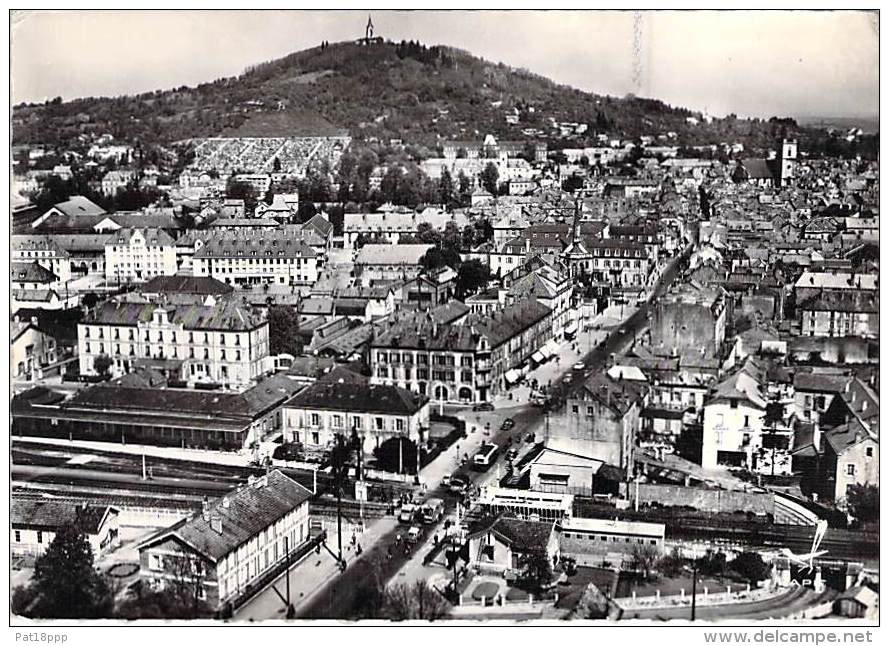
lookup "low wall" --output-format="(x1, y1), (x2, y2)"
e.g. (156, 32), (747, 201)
(635, 483), (774, 516)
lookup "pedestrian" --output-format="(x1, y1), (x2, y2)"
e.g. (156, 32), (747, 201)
(387, 545), (393, 560)
(433, 533), (439, 546)
(395, 533), (401, 546)
(356, 542), (363, 556)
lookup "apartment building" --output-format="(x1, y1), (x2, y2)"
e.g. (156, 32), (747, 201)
(105, 228), (178, 283)
(190, 229), (319, 287)
(77, 298), (269, 388)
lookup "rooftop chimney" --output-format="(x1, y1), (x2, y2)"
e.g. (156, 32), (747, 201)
(210, 515), (223, 535)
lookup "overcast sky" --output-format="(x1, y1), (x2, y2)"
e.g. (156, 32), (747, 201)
(11, 9), (879, 119)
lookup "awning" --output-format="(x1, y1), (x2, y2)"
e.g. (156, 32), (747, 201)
(543, 340), (561, 357)
(505, 369), (522, 384)
(531, 351), (546, 364)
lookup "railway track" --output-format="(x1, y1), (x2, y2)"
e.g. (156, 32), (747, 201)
(12, 463), (239, 497)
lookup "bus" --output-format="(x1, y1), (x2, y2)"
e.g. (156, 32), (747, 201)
(473, 443), (500, 471)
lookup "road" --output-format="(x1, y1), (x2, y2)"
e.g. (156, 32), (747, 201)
(296, 248), (693, 619)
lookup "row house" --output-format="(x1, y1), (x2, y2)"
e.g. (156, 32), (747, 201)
(564, 238), (652, 288)
(370, 313), (491, 404)
(798, 291), (879, 339)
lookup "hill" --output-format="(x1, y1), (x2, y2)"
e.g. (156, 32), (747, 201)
(10, 39), (869, 157)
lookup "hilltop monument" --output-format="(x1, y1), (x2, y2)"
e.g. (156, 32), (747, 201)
(356, 14), (384, 45)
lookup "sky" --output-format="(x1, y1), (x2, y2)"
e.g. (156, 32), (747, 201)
(10, 9), (879, 119)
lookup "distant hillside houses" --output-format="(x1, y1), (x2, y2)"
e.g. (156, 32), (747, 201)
(441, 134), (546, 162)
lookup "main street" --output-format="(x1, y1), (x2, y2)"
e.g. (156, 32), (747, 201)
(295, 246), (693, 619)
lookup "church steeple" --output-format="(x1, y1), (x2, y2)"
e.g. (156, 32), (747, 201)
(571, 195), (582, 245)
(366, 14), (374, 40)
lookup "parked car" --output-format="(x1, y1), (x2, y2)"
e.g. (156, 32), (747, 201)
(506, 448), (519, 461)
(525, 433), (536, 443)
(500, 418), (515, 431)
(473, 402), (495, 412)
(572, 362), (586, 371)
(406, 526), (423, 544)
(440, 474), (452, 488)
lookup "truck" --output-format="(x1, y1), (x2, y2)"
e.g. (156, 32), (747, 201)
(420, 498), (445, 524)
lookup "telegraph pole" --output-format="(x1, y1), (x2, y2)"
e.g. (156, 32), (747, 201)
(336, 435), (344, 566)
(284, 535), (294, 619)
(691, 559), (698, 621)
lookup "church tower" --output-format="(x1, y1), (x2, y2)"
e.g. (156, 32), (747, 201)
(779, 138), (797, 186)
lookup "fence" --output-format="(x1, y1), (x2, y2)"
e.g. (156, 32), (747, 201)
(633, 483), (775, 516)
(457, 591), (557, 607)
(615, 582), (777, 612)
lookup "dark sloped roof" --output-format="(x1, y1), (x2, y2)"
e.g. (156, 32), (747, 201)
(190, 228), (317, 259)
(739, 159), (774, 180)
(142, 275), (234, 295)
(824, 417), (878, 456)
(86, 298), (265, 331)
(470, 299), (552, 348)
(139, 470), (312, 561)
(469, 516), (554, 553)
(11, 261), (58, 284)
(12, 498), (116, 534)
(574, 372), (647, 416)
(285, 381), (426, 416)
(793, 372), (849, 394)
(798, 291), (879, 314)
(303, 213), (334, 237)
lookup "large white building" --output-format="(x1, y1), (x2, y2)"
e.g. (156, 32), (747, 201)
(701, 363), (767, 470)
(283, 381), (431, 460)
(105, 228), (178, 284)
(77, 297), (269, 389)
(343, 207), (468, 247)
(190, 229), (319, 287)
(136, 470), (313, 610)
(353, 243), (433, 286)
